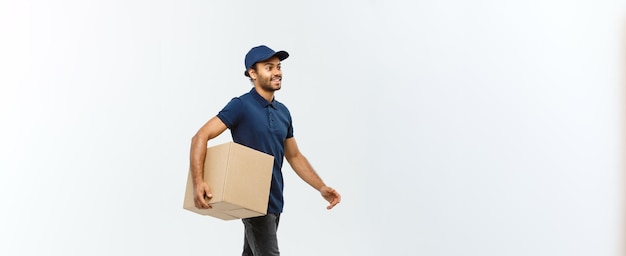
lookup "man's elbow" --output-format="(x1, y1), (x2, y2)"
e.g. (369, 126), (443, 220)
(286, 152), (305, 163)
(191, 133), (206, 145)
(284, 153), (299, 165)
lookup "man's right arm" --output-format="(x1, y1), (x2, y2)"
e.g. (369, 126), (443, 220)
(190, 116), (228, 209)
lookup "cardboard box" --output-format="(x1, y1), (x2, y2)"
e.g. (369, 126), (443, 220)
(183, 142), (274, 220)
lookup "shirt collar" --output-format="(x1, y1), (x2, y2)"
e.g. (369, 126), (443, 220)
(250, 88), (276, 109)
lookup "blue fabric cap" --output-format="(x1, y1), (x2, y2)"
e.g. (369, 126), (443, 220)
(244, 45), (289, 76)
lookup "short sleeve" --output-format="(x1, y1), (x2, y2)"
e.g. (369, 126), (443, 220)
(286, 124), (294, 138)
(216, 98), (242, 129)
(285, 108), (294, 139)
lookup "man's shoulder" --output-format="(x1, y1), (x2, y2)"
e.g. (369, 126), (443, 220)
(223, 91), (252, 104)
(236, 90), (254, 101)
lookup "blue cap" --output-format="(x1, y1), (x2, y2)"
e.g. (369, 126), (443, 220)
(244, 45), (289, 77)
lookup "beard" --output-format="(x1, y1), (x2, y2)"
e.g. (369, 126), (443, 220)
(257, 74), (282, 92)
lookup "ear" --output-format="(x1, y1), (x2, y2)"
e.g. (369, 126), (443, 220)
(248, 69), (257, 80)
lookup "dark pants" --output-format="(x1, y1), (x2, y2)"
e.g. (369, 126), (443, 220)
(241, 213), (280, 256)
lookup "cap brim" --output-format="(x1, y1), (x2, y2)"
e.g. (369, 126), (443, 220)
(273, 50), (289, 61)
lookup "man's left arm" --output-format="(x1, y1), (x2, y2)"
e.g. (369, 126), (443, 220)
(284, 137), (341, 210)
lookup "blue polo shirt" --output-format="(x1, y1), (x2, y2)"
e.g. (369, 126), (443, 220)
(216, 88), (294, 214)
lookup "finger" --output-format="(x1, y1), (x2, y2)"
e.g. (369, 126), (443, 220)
(203, 195), (213, 208)
(326, 191), (340, 202)
(194, 198), (204, 209)
(326, 196), (340, 210)
(196, 200), (211, 209)
(195, 194), (211, 209)
(200, 195), (212, 209)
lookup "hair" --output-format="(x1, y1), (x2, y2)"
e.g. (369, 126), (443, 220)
(245, 64), (257, 82)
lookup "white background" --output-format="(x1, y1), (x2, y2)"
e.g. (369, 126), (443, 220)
(0, 0), (624, 255)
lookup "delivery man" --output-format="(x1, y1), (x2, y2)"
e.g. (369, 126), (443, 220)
(189, 45), (341, 256)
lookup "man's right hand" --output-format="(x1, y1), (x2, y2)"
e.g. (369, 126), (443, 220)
(193, 182), (213, 209)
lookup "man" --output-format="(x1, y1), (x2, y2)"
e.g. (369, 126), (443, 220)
(189, 45), (341, 256)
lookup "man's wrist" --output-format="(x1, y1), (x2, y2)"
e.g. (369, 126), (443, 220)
(193, 177), (205, 187)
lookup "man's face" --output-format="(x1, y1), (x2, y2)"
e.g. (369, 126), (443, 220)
(251, 56), (282, 92)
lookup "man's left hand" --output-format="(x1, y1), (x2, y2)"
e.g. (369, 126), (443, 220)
(320, 186), (341, 210)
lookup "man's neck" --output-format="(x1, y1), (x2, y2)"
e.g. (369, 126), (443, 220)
(254, 86), (275, 102)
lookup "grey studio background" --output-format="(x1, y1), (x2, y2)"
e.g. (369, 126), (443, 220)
(0, 0), (624, 255)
